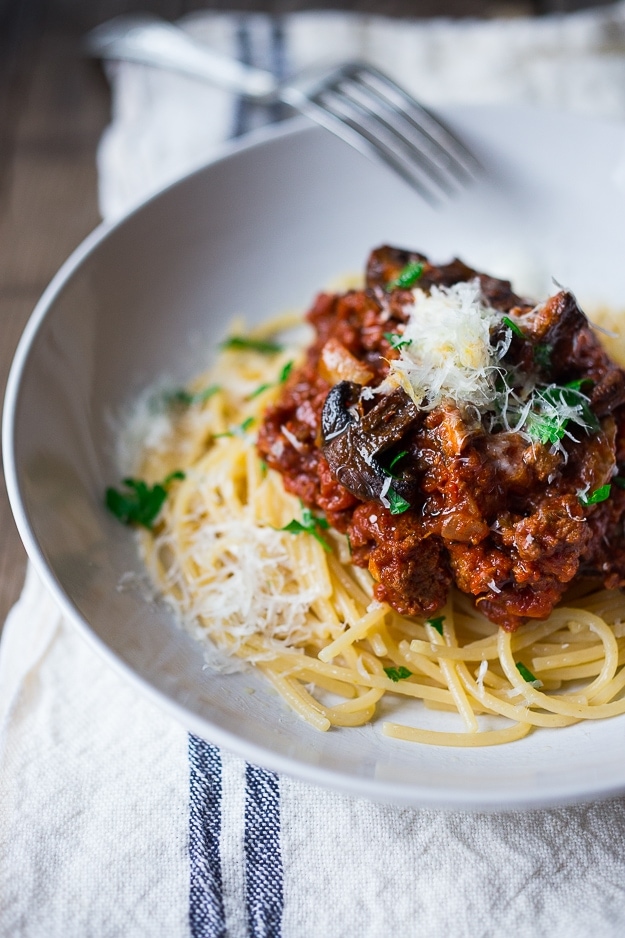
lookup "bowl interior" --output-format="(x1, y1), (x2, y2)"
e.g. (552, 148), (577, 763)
(7, 107), (625, 809)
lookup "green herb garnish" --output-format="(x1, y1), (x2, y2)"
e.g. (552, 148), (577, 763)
(525, 385), (599, 447)
(214, 416), (255, 438)
(564, 378), (594, 392)
(533, 343), (552, 369)
(281, 504), (331, 552)
(105, 471), (185, 530)
(384, 332), (412, 351)
(502, 316), (525, 339)
(387, 487), (411, 515)
(164, 470), (185, 484)
(426, 616), (445, 636)
(578, 484), (611, 507)
(278, 360), (294, 383)
(516, 661), (538, 683)
(384, 666), (412, 683)
(613, 476), (625, 490)
(389, 450), (408, 471)
(386, 261), (424, 292)
(248, 383), (272, 399)
(248, 360), (294, 399)
(220, 335), (283, 354)
(259, 459), (268, 477)
(167, 385), (220, 407)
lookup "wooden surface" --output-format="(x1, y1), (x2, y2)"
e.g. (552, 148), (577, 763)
(0, 15), (111, 625)
(0, 0), (614, 626)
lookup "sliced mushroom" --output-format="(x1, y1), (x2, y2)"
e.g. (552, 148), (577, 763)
(321, 381), (421, 505)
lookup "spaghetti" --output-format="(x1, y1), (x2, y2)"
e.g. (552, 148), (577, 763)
(128, 312), (625, 747)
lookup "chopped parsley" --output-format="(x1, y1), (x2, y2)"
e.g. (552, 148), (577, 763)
(533, 343), (552, 370)
(386, 261), (424, 292)
(105, 470), (185, 530)
(214, 416), (255, 438)
(564, 378), (594, 392)
(278, 360), (294, 383)
(220, 335), (283, 354)
(248, 360), (294, 399)
(578, 484), (611, 507)
(382, 450), (409, 479)
(389, 450), (408, 471)
(248, 383), (272, 399)
(384, 332), (412, 351)
(384, 666), (412, 682)
(166, 385), (220, 407)
(524, 384), (599, 447)
(502, 316), (525, 339)
(515, 661), (539, 683)
(281, 504), (331, 552)
(426, 616), (445, 636)
(387, 487), (411, 515)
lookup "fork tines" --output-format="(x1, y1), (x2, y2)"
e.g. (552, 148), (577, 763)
(289, 62), (479, 204)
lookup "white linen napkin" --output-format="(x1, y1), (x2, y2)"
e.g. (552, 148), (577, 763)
(5, 7), (625, 937)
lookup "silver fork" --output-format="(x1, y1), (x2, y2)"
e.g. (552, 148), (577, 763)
(86, 15), (479, 204)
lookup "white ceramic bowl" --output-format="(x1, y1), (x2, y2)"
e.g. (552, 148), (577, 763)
(5, 107), (625, 810)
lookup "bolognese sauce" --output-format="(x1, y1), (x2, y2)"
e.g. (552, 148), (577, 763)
(258, 246), (625, 630)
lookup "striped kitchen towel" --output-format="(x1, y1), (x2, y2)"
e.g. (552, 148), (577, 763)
(5, 8), (625, 938)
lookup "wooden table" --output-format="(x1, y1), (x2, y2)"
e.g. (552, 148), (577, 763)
(0, 0), (606, 626)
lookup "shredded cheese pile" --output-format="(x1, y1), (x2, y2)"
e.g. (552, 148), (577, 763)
(390, 280), (508, 411)
(153, 511), (324, 669)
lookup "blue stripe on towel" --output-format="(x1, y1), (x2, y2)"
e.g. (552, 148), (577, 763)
(245, 764), (284, 938)
(192, 23), (285, 935)
(188, 735), (227, 938)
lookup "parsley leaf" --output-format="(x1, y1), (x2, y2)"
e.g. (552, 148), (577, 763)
(281, 504), (331, 552)
(278, 360), (294, 383)
(166, 385), (220, 407)
(248, 383), (272, 399)
(301, 506), (329, 530)
(426, 616), (445, 635)
(389, 450), (408, 471)
(386, 261), (424, 292)
(502, 316), (525, 339)
(214, 416), (255, 439)
(578, 484), (611, 507)
(533, 343), (552, 369)
(387, 487), (411, 515)
(384, 332), (412, 351)
(525, 385), (599, 447)
(384, 666), (412, 682)
(105, 471), (185, 530)
(564, 378), (594, 392)
(220, 335), (283, 354)
(164, 470), (185, 484)
(516, 661), (539, 683)
(248, 360), (294, 399)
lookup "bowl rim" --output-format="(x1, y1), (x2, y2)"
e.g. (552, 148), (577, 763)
(5, 108), (625, 812)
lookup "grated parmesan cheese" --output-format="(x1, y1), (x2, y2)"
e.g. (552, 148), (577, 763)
(389, 279), (508, 412)
(151, 516), (326, 672)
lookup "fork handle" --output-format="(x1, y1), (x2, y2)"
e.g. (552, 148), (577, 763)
(85, 15), (277, 100)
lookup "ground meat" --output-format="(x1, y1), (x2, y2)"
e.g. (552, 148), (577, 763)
(257, 246), (625, 630)
(348, 503), (452, 616)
